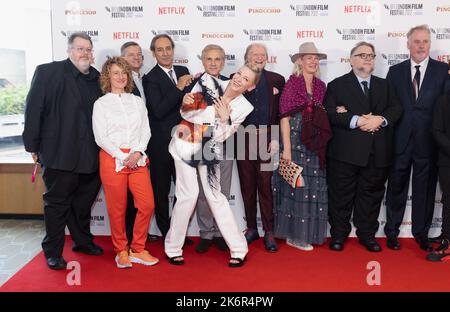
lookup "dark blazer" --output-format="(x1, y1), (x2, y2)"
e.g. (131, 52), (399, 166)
(324, 70), (403, 167)
(22, 59), (101, 173)
(142, 64), (189, 152)
(232, 69), (285, 126)
(432, 91), (450, 167)
(386, 58), (448, 157)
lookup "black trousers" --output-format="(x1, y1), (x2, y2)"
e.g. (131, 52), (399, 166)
(327, 157), (389, 241)
(385, 139), (438, 239)
(148, 143), (176, 237)
(125, 189), (137, 244)
(438, 166), (450, 239)
(41, 167), (101, 258)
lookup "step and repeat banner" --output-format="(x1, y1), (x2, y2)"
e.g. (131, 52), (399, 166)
(53, 0), (449, 237)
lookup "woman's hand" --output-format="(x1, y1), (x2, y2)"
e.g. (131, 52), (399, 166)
(123, 152), (142, 170)
(281, 150), (292, 163)
(214, 97), (232, 123)
(182, 93), (194, 105)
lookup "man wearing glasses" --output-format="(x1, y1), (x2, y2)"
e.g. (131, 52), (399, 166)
(324, 41), (403, 252)
(23, 32), (103, 270)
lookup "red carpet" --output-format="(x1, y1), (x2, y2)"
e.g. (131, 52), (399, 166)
(1, 236), (449, 292)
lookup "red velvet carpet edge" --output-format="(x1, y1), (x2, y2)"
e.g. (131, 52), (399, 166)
(1, 236), (449, 292)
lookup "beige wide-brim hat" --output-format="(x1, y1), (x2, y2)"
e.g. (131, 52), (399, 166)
(290, 42), (327, 63)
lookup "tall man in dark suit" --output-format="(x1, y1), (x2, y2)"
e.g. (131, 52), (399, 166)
(143, 34), (193, 240)
(384, 25), (449, 251)
(238, 43), (285, 252)
(22, 32), (104, 270)
(324, 41), (403, 252)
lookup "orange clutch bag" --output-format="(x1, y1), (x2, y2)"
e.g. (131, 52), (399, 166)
(278, 159), (305, 188)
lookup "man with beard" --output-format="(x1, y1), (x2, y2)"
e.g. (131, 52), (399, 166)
(324, 42), (403, 252)
(23, 32), (104, 270)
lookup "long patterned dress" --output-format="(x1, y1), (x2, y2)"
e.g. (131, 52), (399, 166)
(273, 94), (328, 245)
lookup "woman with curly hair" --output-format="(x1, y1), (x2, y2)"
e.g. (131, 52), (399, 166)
(93, 57), (158, 268)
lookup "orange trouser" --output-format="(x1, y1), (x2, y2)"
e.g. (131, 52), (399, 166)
(99, 149), (154, 253)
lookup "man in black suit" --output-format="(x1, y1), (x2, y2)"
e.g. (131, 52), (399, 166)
(384, 25), (449, 251)
(142, 34), (193, 240)
(22, 32), (104, 270)
(324, 41), (403, 252)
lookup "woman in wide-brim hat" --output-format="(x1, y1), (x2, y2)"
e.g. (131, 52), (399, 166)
(273, 42), (332, 251)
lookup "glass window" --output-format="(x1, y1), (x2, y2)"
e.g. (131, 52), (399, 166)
(0, 0), (52, 163)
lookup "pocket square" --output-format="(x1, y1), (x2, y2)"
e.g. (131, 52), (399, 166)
(273, 87), (279, 95)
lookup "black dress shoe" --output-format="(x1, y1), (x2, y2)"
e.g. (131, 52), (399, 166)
(72, 242), (104, 256)
(429, 234), (444, 244)
(415, 236), (433, 252)
(329, 238), (345, 251)
(183, 237), (194, 246)
(195, 238), (213, 253)
(359, 239), (382, 252)
(213, 237), (229, 251)
(264, 232), (278, 252)
(47, 257), (67, 270)
(147, 234), (160, 242)
(244, 228), (260, 244)
(386, 236), (400, 250)
(426, 239), (450, 262)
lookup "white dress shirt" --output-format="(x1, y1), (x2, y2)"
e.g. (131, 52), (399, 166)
(410, 57), (429, 89)
(92, 92), (151, 172)
(132, 69), (146, 104)
(158, 64), (178, 84)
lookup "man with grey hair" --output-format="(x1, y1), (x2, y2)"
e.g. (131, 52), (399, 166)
(238, 43), (285, 252)
(183, 44), (231, 253)
(384, 25), (449, 251)
(121, 41), (147, 103)
(23, 32), (104, 270)
(324, 41), (402, 252)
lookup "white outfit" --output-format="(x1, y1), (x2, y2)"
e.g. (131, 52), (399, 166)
(92, 92), (150, 172)
(165, 78), (253, 259)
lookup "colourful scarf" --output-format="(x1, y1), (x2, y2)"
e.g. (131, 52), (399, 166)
(279, 74), (332, 168)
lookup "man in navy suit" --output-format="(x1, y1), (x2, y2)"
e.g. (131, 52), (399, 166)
(238, 43), (286, 252)
(142, 34), (193, 241)
(384, 25), (449, 251)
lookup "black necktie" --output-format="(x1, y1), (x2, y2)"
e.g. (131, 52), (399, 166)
(412, 65), (421, 100)
(361, 81), (369, 98)
(168, 69), (176, 85)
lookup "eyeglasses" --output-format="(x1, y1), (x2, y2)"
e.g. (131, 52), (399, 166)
(353, 53), (376, 60)
(72, 46), (94, 54)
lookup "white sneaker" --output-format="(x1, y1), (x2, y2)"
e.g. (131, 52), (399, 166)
(286, 239), (314, 251)
(115, 251), (132, 269)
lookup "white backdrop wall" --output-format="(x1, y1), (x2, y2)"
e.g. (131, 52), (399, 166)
(53, 0), (449, 237)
